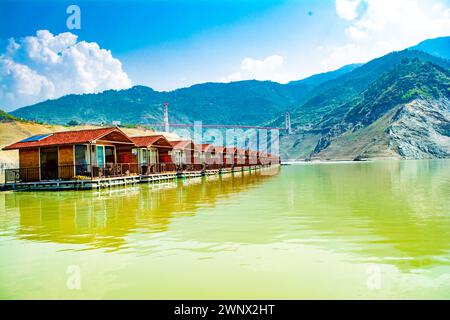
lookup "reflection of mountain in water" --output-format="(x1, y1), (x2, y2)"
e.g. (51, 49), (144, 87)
(276, 160), (450, 271)
(163, 160), (450, 272)
(2, 168), (279, 251)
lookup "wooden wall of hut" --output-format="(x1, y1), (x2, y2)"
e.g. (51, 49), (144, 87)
(19, 148), (40, 182)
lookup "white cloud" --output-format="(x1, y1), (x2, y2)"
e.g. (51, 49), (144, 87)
(335, 0), (362, 21)
(220, 55), (292, 83)
(324, 0), (450, 70)
(0, 30), (132, 111)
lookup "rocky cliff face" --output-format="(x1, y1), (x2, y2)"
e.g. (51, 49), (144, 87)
(304, 98), (450, 160)
(300, 57), (450, 161)
(388, 98), (450, 159)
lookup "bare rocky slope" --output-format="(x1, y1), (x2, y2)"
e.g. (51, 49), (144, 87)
(388, 98), (450, 159)
(281, 56), (450, 161)
(305, 98), (449, 160)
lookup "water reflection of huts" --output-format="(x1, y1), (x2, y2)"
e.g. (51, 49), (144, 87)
(5, 167), (280, 251)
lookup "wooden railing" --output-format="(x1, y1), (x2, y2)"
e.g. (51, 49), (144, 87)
(3, 162), (260, 184)
(3, 163), (141, 184)
(176, 164), (205, 172)
(139, 163), (178, 175)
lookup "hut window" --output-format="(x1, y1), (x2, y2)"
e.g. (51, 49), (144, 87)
(96, 146), (105, 167)
(174, 150), (183, 165)
(75, 145), (89, 165)
(105, 146), (115, 163)
(140, 149), (148, 164)
(75, 145), (89, 176)
(149, 148), (158, 164)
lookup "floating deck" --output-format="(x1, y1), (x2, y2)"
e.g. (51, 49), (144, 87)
(177, 171), (203, 178)
(1, 165), (278, 191)
(139, 172), (178, 183)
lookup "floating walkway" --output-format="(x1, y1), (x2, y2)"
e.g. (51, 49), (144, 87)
(1, 165), (276, 191)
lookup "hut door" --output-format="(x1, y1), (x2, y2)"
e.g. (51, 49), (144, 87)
(75, 145), (89, 176)
(40, 147), (58, 180)
(105, 146), (115, 164)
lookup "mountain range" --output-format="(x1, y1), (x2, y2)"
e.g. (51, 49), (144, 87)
(7, 36), (450, 160)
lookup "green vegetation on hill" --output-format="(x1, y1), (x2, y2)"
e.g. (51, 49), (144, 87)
(7, 37), (450, 160)
(411, 36), (450, 60)
(11, 45), (449, 132)
(288, 63), (362, 87)
(308, 57), (450, 159)
(344, 58), (450, 126)
(282, 50), (450, 128)
(11, 81), (312, 126)
(0, 109), (18, 122)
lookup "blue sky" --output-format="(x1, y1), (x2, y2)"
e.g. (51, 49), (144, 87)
(1, 0), (450, 110)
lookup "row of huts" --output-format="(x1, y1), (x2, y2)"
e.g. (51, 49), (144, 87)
(3, 127), (280, 184)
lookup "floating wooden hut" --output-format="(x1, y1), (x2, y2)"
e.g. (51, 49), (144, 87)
(2, 128), (279, 190)
(130, 135), (175, 174)
(3, 127), (137, 182)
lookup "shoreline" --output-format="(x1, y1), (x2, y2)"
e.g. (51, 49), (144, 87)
(281, 158), (450, 165)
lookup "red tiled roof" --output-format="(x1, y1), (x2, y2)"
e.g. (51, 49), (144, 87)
(169, 140), (196, 150)
(199, 143), (215, 152)
(130, 135), (171, 148)
(214, 146), (249, 154)
(3, 127), (132, 150)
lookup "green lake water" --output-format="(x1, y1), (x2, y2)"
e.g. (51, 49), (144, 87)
(0, 160), (449, 299)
